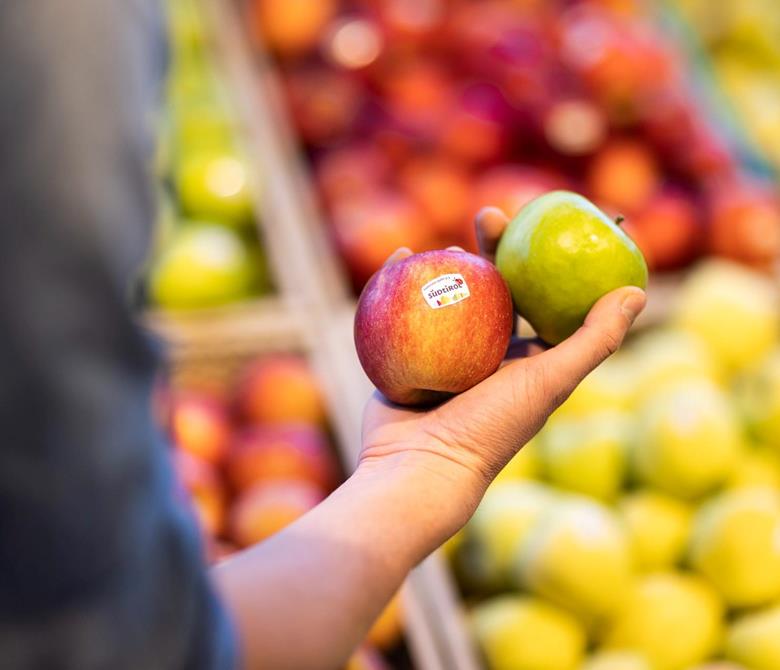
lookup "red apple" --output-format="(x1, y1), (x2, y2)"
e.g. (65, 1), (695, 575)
(622, 189), (704, 271)
(284, 66), (364, 146)
(354, 249), (513, 406)
(586, 139), (660, 214)
(229, 480), (323, 547)
(363, 0), (446, 44)
(436, 83), (513, 165)
(234, 355), (327, 426)
(473, 165), (567, 220)
(707, 179), (780, 271)
(315, 143), (390, 203)
(170, 391), (231, 465)
(331, 190), (434, 289)
(377, 58), (454, 133)
(399, 156), (472, 243)
(226, 424), (337, 493)
(173, 450), (227, 537)
(247, 0), (337, 58)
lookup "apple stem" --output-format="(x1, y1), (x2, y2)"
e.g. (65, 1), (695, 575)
(615, 215), (625, 226)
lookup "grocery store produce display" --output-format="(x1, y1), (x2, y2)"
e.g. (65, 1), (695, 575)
(246, 0), (780, 292)
(162, 352), (409, 669)
(450, 261), (780, 670)
(149, 0), (271, 310)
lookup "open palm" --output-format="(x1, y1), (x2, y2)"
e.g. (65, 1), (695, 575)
(358, 208), (646, 514)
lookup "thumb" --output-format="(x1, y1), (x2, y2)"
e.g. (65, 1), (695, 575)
(428, 286), (645, 481)
(530, 286), (646, 406)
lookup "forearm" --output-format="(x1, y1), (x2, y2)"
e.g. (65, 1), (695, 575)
(214, 453), (479, 670)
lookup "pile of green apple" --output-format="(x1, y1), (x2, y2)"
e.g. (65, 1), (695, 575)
(448, 258), (780, 670)
(148, 0), (270, 310)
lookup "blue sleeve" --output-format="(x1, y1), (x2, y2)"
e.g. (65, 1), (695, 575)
(0, 1), (238, 667)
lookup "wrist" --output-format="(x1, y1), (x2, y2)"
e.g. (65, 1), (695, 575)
(352, 450), (484, 558)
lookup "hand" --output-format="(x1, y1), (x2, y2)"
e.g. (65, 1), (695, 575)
(358, 207), (646, 538)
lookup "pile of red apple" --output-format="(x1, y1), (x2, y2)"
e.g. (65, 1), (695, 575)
(246, 0), (780, 291)
(158, 352), (407, 669)
(160, 354), (335, 557)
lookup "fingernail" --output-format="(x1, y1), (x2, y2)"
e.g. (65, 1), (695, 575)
(620, 290), (646, 322)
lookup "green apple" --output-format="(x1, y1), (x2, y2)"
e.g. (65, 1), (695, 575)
(470, 595), (586, 670)
(149, 222), (260, 309)
(539, 410), (630, 501)
(689, 488), (780, 608)
(728, 443), (780, 490)
(632, 378), (743, 499)
(553, 353), (632, 418)
(629, 328), (721, 402)
(617, 489), (692, 571)
(725, 603), (780, 670)
(602, 572), (723, 670)
(672, 260), (778, 376)
(456, 482), (556, 593)
(734, 348), (780, 452)
(174, 102), (234, 152)
(495, 191), (648, 344)
(492, 436), (541, 484)
(512, 496), (633, 626)
(175, 149), (255, 227)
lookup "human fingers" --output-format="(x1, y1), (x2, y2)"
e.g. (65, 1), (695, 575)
(475, 207), (509, 263)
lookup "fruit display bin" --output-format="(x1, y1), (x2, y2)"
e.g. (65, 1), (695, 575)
(145, 293), (455, 670)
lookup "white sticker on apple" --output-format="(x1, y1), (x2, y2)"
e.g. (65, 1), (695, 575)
(421, 273), (471, 309)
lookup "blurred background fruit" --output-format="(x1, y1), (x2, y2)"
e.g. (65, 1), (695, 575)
(243, 0), (780, 292)
(689, 488), (780, 608)
(724, 603), (780, 670)
(470, 596), (586, 670)
(601, 572), (723, 670)
(147, 0), (271, 312)
(444, 262), (780, 669)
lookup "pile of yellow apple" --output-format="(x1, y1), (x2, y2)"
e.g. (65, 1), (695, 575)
(450, 260), (780, 670)
(148, 0), (271, 310)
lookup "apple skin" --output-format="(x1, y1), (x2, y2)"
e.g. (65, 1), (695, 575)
(586, 139), (660, 215)
(229, 480), (324, 547)
(331, 190), (434, 290)
(149, 223), (258, 310)
(622, 189), (704, 271)
(226, 424), (337, 493)
(707, 180), (780, 271)
(354, 250), (514, 406)
(170, 391), (232, 466)
(496, 191), (647, 345)
(234, 355), (327, 426)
